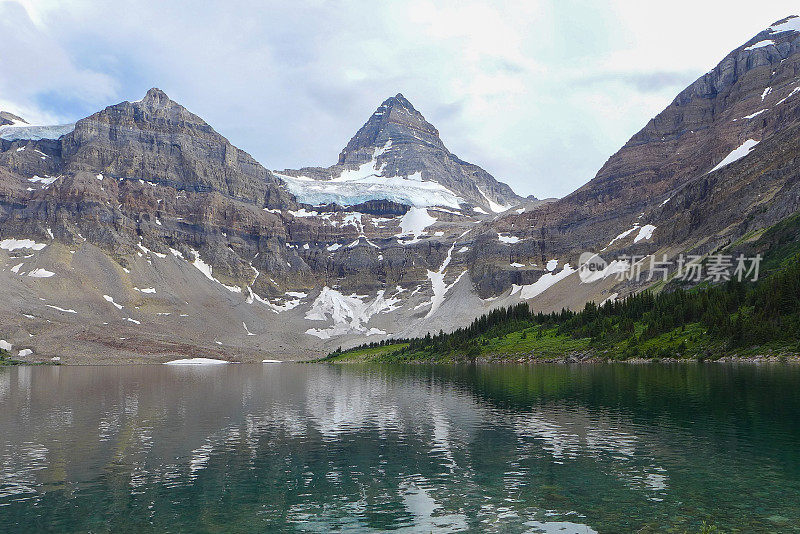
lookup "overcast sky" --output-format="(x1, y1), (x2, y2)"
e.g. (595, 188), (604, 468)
(1, 1), (798, 198)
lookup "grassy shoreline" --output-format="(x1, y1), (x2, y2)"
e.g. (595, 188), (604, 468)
(317, 341), (800, 365)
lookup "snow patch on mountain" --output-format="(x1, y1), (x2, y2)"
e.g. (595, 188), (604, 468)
(0, 238), (47, 251)
(777, 86), (800, 106)
(479, 188), (513, 213)
(164, 358), (228, 365)
(103, 295), (123, 310)
(634, 225), (656, 243)
(498, 233), (520, 244)
(398, 208), (436, 243)
(189, 249), (241, 293)
(512, 264), (576, 299)
(246, 287), (304, 313)
(421, 244), (468, 319)
(304, 287), (400, 339)
(27, 268), (54, 278)
(708, 139), (758, 174)
(28, 175), (59, 186)
(769, 16), (800, 34)
(745, 40), (774, 51)
(709, 139), (759, 173)
(742, 109), (768, 120)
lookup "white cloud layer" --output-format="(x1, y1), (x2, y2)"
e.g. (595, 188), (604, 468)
(1, 0), (798, 198)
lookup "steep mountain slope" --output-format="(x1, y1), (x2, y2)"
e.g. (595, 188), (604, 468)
(277, 94), (524, 212)
(474, 15), (800, 302)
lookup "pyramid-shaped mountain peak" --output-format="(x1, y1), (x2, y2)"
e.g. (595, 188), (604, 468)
(338, 94), (441, 163)
(378, 93), (415, 111)
(135, 87), (178, 109)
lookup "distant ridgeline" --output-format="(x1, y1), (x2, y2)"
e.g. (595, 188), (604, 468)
(324, 212), (800, 362)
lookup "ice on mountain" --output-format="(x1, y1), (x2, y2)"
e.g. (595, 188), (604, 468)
(769, 16), (800, 34)
(27, 268), (54, 278)
(511, 264), (576, 300)
(744, 39), (774, 51)
(634, 224), (656, 243)
(0, 238), (47, 251)
(709, 139), (760, 173)
(278, 172), (463, 209)
(479, 189), (513, 213)
(0, 123), (75, 141)
(776, 86), (800, 106)
(742, 109), (768, 120)
(498, 233), (520, 244)
(304, 287), (399, 338)
(398, 207), (436, 243)
(274, 141), (463, 209)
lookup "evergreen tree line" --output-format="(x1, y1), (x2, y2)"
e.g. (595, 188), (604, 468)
(331, 254), (800, 359)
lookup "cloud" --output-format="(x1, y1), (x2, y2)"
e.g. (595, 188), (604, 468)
(575, 71), (698, 93)
(0, 1), (117, 123)
(1, 0), (799, 198)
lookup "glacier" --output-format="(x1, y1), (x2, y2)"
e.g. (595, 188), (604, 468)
(274, 141), (464, 209)
(0, 123), (76, 141)
(276, 172), (464, 209)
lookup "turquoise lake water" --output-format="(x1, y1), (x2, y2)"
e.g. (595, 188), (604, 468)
(0, 363), (798, 533)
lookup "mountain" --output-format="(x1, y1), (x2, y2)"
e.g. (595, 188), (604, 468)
(2, 16), (800, 363)
(277, 93), (525, 213)
(0, 111), (26, 127)
(477, 15), (800, 304)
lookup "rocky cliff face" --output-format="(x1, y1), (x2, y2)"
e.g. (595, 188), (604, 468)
(1, 17), (800, 363)
(61, 88), (295, 209)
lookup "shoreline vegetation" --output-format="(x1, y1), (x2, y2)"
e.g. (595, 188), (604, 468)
(321, 215), (800, 365)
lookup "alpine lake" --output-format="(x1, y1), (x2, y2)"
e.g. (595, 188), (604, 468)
(1, 362), (798, 533)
